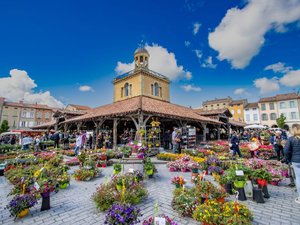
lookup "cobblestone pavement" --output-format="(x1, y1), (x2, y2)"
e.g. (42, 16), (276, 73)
(1, 163), (300, 225)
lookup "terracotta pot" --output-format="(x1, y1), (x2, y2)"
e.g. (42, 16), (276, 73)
(257, 179), (268, 187)
(18, 208), (29, 218)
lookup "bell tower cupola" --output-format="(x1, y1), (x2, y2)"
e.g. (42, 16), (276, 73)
(134, 47), (149, 69)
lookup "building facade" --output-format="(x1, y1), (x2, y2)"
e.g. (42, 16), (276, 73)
(228, 99), (248, 122)
(113, 48), (170, 102)
(0, 99), (54, 130)
(244, 102), (260, 125)
(258, 96), (278, 128)
(202, 97), (232, 111)
(65, 104), (91, 112)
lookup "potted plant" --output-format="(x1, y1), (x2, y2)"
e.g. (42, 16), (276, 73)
(144, 162), (154, 176)
(116, 177), (123, 191)
(195, 180), (215, 202)
(6, 194), (37, 219)
(104, 203), (142, 225)
(142, 214), (178, 225)
(252, 168), (272, 187)
(113, 163), (122, 174)
(192, 200), (222, 225)
(134, 170), (144, 182)
(221, 201), (253, 224)
(227, 168), (248, 188)
(211, 187), (229, 203)
(57, 173), (70, 189)
(171, 176), (186, 188)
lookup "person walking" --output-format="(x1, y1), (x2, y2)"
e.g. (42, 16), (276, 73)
(273, 131), (284, 161)
(172, 128), (177, 153)
(74, 133), (82, 155)
(231, 131), (242, 157)
(53, 131), (60, 149)
(283, 124), (300, 204)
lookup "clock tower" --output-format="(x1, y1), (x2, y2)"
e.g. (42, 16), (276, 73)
(113, 47), (170, 102)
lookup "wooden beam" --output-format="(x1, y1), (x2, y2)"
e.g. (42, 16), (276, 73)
(113, 118), (119, 150)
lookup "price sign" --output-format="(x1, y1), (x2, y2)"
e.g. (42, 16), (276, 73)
(154, 217), (166, 225)
(235, 170), (244, 176)
(128, 168), (134, 173)
(34, 182), (40, 190)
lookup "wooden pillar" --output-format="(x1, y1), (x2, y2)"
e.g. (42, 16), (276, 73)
(113, 118), (119, 150)
(93, 119), (105, 149)
(227, 123), (231, 140)
(201, 122), (207, 142)
(217, 124), (221, 140)
(76, 122), (83, 133)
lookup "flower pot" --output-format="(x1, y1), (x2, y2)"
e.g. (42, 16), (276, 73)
(270, 180), (280, 186)
(234, 181), (246, 188)
(257, 179), (268, 187)
(216, 197), (225, 204)
(96, 164), (101, 168)
(175, 184), (181, 189)
(169, 167), (176, 172)
(192, 168), (199, 173)
(146, 169), (153, 175)
(116, 184), (122, 191)
(18, 208), (29, 218)
(113, 169), (120, 175)
(60, 183), (68, 189)
(181, 168), (188, 172)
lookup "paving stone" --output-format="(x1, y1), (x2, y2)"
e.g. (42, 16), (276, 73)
(1, 163), (300, 225)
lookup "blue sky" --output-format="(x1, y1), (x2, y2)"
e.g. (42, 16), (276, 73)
(1, 0), (300, 108)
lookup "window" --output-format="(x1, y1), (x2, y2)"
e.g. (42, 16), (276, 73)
(217, 104), (219, 106)
(270, 113), (277, 120)
(124, 83), (129, 97)
(261, 113), (268, 121)
(151, 84), (154, 95)
(28, 121), (34, 127)
(121, 87), (123, 98)
(280, 102), (286, 109)
(291, 112), (298, 119)
(30, 112), (34, 118)
(261, 104), (266, 111)
(22, 112), (27, 118)
(154, 82), (159, 96)
(269, 102), (275, 110)
(139, 56), (143, 62)
(237, 109), (241, 114)
(129, 84), (132, 95)
(252, 108), (257, 111)
(246, 114), (250, 122)
(290, 101), (296, 108)
(37, 112), (42, 119)
(253, 114), (258, 121)
(20, 121), (26, 127)
(245, 109), (249, 111)
(45, 112), (50, 119)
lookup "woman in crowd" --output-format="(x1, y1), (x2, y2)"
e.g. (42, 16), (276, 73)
(284, 124), (300, 204)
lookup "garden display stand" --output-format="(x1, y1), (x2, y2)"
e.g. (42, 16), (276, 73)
(252, 187), (265, 203)
(41, 192), (51, 211)
(260, 185), (270, 199)
(225, 182), (233, 195)
(236, 188), (247, 201)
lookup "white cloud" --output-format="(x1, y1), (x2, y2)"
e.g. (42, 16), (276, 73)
(115, 43), (192, 80)
(193, 22), (201, 35)
(0, 69), (64, 108)
(184, 41), (191, 47)
(208, 0), (300, 69)
(201, 56), (217, 69)
(79, 85), (94, 92)
(234, 88), (246, 95)
(279, 69), (300, 87)
(254, 77), (280, 94)
(181, 84), (202, 92)
(265, 62), (292, 73)
(193, 49), (203, 59)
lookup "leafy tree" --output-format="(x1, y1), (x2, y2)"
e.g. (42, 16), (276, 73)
(0, 120), (9, 133)
(276, 113), (286, 129)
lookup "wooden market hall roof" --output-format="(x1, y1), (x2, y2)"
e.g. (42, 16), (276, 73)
(62, 96), (222, 125)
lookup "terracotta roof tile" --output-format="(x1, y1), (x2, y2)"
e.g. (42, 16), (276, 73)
(244, 102), (259, 109)
(63, 96), (222, 125)
(259, 93), (300, 103)
(67, 104), (91, 111)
